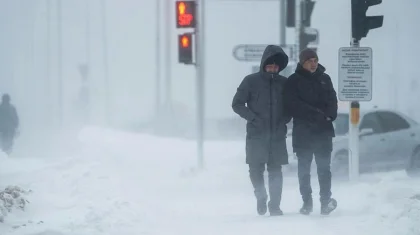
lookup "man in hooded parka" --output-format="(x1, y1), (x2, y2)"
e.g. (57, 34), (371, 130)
(232, 45), (291, 216)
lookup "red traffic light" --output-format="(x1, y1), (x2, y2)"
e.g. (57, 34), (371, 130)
(176, 1), (196, 28)
(178, 2), (186, 14)
(181, 35), (190, 48)
(179, 34), (192, 49)
(178, 33), (193, 64)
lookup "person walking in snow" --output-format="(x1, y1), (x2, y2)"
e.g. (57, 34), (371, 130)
(232, 45), (291, 216)
(284, 48), (338, 215)
(0, 94), (19, 154)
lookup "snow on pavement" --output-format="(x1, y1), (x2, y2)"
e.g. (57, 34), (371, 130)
(0, 126), (419, 235)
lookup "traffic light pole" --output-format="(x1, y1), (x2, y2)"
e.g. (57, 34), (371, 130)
(155, 0), (162, 120)
(164, 0), (173, 119)
(57, 0), (63, 126)
(348, 37), (360, 181)
(279, 0), (286, 46)
(194, 0), (205, 169)
(294, 0), (301, 59)
(101, 0), (111, 125)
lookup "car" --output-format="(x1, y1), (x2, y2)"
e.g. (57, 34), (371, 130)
(284, 108), (420, 178)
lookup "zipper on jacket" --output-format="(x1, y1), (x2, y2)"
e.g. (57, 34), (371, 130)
(269, 74), (273, 156)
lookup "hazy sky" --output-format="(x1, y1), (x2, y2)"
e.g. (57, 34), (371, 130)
(0, 0), (419, 132)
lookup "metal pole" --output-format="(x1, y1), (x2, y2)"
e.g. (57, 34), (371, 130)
(155, 0), (161, 119)
(195, 0), (205, 169)
(295, 0), (301, 60)
(101, 0), (110, 125)
(392, 22), (398, 110)
(164, 0), (172, 115)
(57, 0), (63, 126)
(84, 0), (91, 124)
(86, 0), (90, 64)
(279, 0), (286, 46)
(349, 38), (360, 181)
(46, 0), (52, 123)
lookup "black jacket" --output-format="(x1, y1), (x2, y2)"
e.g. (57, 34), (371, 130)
(0, 102), (19, 133)
(232, 45), (291, 165)
(284, 63), (338, 151)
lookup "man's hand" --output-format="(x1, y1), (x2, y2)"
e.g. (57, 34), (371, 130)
(312, 112), (326, 123)
(252, 117), (265, 128)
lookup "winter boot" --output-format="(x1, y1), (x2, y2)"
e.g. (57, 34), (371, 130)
(320, 198), (337, 215)
(268, 201), (283, 216)
(299, 198), (313, 215)
(257, 198), (267, 215)
(269, 208), (284, 216)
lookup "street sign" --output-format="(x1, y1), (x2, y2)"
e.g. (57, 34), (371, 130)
(232, 44), (295, 62)
(338, 47), (372, 101)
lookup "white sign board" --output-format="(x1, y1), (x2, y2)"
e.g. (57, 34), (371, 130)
(338, 47), (372, 101)
(233, 44), (295, 62)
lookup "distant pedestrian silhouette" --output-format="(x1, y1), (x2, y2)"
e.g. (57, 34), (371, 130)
(0, 94), (19, 154)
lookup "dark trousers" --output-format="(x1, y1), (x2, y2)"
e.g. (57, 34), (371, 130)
(296, 148), (332, 205)
(0, 131), (14, 154)
(248, 163), (283, 210)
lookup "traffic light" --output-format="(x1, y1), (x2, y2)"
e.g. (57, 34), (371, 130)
(301, 0), (315, 27)
(299, 28), (318, 51)
(286, 0), (315, 27)
(351, 0), (384, 42)
(286, 0), (295, 27)
(175, 1), (196, 28)
(178, 33), (193, 64)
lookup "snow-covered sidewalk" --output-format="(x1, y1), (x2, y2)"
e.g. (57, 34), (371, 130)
(0, 126), (419, 235)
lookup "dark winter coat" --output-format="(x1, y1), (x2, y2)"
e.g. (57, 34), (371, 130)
(284, 63), (338, 152)
(0, 103), (19, 133)
(232, 45), (291, 165)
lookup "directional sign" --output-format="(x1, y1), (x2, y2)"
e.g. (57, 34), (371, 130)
(338, 47), (372, 101)
(232, 44), (295, 62)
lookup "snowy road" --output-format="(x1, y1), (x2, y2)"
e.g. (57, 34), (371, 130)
(0, 127), (419, 235)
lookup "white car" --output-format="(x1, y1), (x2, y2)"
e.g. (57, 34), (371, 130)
(284, 108), (420, 178)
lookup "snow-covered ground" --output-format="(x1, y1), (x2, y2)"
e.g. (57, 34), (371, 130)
(0, 127), (419, 235)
